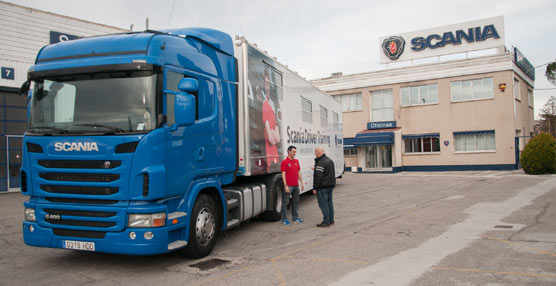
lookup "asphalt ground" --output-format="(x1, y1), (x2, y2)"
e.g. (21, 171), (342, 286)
(1, 170), (555, 285)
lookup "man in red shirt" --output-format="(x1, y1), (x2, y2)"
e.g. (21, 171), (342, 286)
(280, 146), (304, 226)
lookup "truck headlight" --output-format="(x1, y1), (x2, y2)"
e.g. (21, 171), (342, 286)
(128, 213), (166, 228)
(24, 208), (36, 222)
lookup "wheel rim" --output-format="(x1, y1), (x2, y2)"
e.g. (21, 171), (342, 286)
(195, 207), (215, 246)
(274, 185), (283, 213)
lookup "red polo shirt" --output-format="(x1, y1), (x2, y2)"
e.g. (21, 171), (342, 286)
(281, 157), (300, 186)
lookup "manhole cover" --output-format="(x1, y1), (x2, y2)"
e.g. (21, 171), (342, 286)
(190, 258), (229, 271)
(494, 225), (513, 229)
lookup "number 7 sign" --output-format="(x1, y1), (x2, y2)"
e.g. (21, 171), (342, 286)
(1, 67), (15, 80)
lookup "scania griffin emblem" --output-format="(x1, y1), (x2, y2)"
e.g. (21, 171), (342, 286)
(382, 36), (405, 60)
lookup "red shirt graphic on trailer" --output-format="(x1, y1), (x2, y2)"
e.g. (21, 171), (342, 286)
(281, 157), (300, 186)
(262, 98), (278, 169)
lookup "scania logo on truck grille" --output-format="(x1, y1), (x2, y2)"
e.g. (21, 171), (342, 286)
(54, 142), (99, 152)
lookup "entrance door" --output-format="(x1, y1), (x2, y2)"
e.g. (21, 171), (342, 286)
(6, 135), (23, 192)
(365, 145), (392, 170)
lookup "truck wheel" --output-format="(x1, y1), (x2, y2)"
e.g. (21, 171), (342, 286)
(180, 194), (219, 258)
(261, 174), (283, 221)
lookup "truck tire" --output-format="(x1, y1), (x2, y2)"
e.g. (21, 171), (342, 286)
(261, 174), (283, 221)
(180, 194), (219, 258)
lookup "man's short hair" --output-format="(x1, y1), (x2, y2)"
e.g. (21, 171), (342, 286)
(287, 145), (296, 152)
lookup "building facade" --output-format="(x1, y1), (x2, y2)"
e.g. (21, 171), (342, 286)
(0, 1), (126, 191)
(312, 16), (535, 172)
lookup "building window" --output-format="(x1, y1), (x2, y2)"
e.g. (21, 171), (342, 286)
(454, 130), (495, 152)
(335, 92), (362, 112)
(403, 134), (440, 153)
(451, 77), (493, 102)
(320, 105), (328, 127)
(400, 84), (438, 106)
(344, 148), (357, 156)
(528, 89), (533, 107)
(514, 78), (520, 100)
(371, 89), (393, 121)
(332, 111), (339, 126)
(302, 97), (312, 123)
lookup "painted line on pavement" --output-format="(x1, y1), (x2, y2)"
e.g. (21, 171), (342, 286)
(482, 234), (556, 257)
(435, 267), (556, 279)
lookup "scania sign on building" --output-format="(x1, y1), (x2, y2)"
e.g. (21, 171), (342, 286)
(379, 16), (505, 64)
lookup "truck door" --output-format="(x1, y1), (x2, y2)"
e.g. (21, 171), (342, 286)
(163, 68), (221, 197)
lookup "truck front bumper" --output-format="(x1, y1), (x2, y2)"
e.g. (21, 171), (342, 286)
(22, 221), (187, 255)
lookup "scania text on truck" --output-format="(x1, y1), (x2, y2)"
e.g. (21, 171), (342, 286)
(19, 28), (343, 258)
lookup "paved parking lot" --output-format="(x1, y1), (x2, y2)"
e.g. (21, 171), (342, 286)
(1, 170), (555, 285)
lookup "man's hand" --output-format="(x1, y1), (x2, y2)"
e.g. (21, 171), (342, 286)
(285, 186), (290, 193)
(300, 184), (304, 191)
(312, 190), (316, 195)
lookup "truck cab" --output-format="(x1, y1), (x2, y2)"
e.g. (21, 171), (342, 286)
(21, 28), (237, 257)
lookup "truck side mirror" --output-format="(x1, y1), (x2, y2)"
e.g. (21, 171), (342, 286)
(174, 93), (195, 126)
(178, 78), (198, 93)
(19, 80), (30, 96)
(174, 78), (198, 126)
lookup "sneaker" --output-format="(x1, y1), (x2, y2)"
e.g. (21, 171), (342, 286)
(293, 218), (304, 223)
(316, 223), (331, 227)
(282, 219), (291, 226)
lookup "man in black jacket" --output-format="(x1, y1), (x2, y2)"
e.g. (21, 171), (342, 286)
(312, 147), (336, 227)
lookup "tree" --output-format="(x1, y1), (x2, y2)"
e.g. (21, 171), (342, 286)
(547, 62), (556, 86)
(538, 96), (556, 137)
(521, 132), (556, 174)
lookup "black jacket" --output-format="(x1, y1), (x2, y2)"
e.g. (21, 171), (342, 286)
(313, 154), (336, 189)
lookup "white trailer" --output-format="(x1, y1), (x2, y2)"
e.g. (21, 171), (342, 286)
(235, 37), (343, 184)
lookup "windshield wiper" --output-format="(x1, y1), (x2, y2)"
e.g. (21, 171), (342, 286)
(28, 126), (69, 134)
(72, 123), (125, 133)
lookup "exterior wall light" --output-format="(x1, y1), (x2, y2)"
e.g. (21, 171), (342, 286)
(499, 83), (507, 92)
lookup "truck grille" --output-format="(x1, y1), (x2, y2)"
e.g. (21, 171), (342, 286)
(39, 172), (120, 182)
(53, 228), (106, 239)
(41, 206), (124, 232)
(45, 197), (119, 205)
(33, 157), (129, 232)
(46, 218), (116, 228)
(38, 160), (121, 169)
(37, 159), (124, 201)
(44, 208), (116, 217)
(41, 185), (118, 195)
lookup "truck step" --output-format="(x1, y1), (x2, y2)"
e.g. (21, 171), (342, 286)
(227, 198), (239, 208)
(226, 219), (240, 229)
(168, 240), (187, 250)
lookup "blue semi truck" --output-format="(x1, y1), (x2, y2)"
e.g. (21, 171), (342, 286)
(19, 28), (343, 258)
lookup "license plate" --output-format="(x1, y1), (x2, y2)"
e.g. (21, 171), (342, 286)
(63, 240), (95, 251)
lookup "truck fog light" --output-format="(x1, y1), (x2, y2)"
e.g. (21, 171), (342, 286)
(129, 231), (137, 240)
(144, 231), (154, 240)
(24, 208), (36, 222)
(29, 225), (35, 232)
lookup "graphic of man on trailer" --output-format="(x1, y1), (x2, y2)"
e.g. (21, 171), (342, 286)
(262, 67), (280, 172)
(247, 45), (283, 174)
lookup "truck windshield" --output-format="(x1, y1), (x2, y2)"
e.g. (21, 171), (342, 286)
(29, 71), (158, 134)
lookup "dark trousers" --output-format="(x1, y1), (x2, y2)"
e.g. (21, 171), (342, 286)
(316, 187), (334, 224)
(281, 186), (300, 220)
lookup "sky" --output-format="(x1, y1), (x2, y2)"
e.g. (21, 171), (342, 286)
(7, 0), (556, 117)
